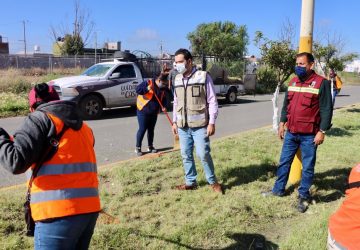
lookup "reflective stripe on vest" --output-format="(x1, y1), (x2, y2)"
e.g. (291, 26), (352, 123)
(26, 162), (97, 179)
(30, 113), (100, 221)
(136, 80), (154, 110)
(287, 86), (320, 95)
(31, 187), (99, 204)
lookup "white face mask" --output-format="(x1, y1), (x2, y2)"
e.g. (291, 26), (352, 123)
(176, 63), (186, 74)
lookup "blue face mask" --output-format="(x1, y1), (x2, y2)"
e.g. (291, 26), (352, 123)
(295, 66), (307, 78)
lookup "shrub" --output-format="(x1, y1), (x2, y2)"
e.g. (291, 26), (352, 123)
(256, 67), (278, 94)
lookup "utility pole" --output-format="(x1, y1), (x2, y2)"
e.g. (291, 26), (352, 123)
(160, 40), (163, 58)
(94, 31), (97, 64)
(288, 0), (315, 185)
(21, 20), (27, 57)
(299, 0), (315, 53)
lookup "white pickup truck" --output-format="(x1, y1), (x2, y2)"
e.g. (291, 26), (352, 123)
(49, 60), (151, 119)
(208, 64), (256, 104)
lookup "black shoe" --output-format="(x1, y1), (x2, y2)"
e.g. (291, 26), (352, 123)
(135, 147), (143, 156)
(147, 146), (158, 153)
(297, 197), (311, 213)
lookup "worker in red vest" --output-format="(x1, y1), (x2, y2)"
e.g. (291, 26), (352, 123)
(135, 70), (169, 156)
(328, 163), (360, 250)
(263, 52), (333, 213)
(0, 83), (100, 249)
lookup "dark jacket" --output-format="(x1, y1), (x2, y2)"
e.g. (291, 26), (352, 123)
(136, 80), (166, 115)
(0, 101), (84, 174)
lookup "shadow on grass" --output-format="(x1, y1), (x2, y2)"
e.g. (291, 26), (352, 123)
(141, 232), (278, 250)
(346, 108), (360, 113)
(140, 147), (174, 156)
(327, 127), (353, 137)
(313, 167), (351, 203)
(221, 233), (279, 250)
(219, 162), (277, 191)
(141, 234), (204, 250)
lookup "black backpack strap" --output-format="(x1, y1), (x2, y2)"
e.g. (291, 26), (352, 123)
(26, 120), (69, 202)
(347, 181), (360, 189)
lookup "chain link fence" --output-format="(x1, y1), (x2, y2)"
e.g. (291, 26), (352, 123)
(0, 54), (116, 72)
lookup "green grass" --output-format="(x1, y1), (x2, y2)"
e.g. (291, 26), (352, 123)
(0, 68), (84, 117)
(0, 104), (360, 249)
(338, 71), (360, 86)
(0, 92), (29, 118)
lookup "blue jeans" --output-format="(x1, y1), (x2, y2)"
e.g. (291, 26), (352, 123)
(136, 114), (158, 148)
(272, 131), (317, 199)
(332, 89), (338, 107)
(34, 212), (99, 250)
(178, 126), (217, 185)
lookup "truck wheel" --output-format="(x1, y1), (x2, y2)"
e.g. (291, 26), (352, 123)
(79, 94), (104, 120)
(226, 88), (237, 104)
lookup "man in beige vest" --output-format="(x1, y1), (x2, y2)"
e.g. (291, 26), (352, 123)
(171, 48), (222, 193)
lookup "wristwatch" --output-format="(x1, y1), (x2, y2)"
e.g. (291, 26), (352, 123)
(320, 130), (326, 134)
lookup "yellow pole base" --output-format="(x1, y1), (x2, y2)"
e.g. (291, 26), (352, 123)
(288, 149), (302, 185)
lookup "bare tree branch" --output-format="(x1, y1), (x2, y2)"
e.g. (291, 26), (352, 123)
(49, 0), (95, 55)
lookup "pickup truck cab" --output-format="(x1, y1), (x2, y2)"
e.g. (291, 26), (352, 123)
(49, 60), (148, 119)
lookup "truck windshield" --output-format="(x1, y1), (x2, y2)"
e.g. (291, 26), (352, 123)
(82, 64), (114, 77)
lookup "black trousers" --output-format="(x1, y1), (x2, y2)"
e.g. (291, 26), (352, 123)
(136, 114), (158, 148)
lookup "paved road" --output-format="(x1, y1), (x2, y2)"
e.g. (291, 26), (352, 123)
(0, 85), (359, 187)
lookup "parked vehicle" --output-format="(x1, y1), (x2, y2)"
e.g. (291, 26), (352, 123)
(48, 60), (150, 119)
(208, 64), (256, 104)
(49, 53), (257, 119)
(213, 78), (246, 104)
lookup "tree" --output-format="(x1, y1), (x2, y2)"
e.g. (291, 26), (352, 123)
(62, 34), (84, 55)
(312, 29), (358, 76)
(51, 0), (94, 55)
(254, 31), (297, 88)
(187, 21), (249, 61)
(313, 42), (357, 76)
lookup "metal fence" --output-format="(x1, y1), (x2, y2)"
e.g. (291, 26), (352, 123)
(0, 54), (114, 71)
(0, 53), (250, 79)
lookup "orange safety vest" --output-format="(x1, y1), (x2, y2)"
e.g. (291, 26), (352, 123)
(136, 80), (154, 110)
(28, 113), (101, 221)
(329, 163), (360, 249)
(335, 76), (343, 90)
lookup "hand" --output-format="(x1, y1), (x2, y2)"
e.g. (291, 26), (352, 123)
(162, 63), (170, 73)
(172, 123), (178, 135)
(162, 107), (167, 112)
(207, 124), (215, 136)
(147, 85), (152, 91)
(278, 122), (285, 140)
(314, 131), (325, 145)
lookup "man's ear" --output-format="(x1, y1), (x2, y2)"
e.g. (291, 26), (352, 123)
(309, 62), (315, 70)
(187, 59), (193, 67)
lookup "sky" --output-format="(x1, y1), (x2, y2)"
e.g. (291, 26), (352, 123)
(0, 0), (359, 57)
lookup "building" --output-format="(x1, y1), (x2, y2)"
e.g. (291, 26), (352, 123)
(0, 35), (9, 54)
(344, 60), (360, 73)
(52, 39), (121, 57)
